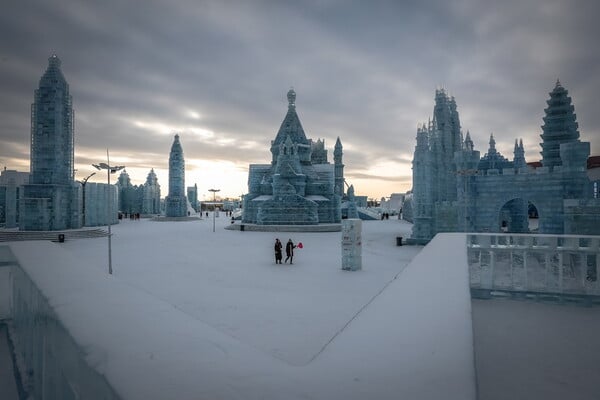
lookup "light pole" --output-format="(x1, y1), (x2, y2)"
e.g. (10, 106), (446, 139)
(77, 172), (96, 227)
(208, 188), (220, 232)
(93, 149), (125, 275)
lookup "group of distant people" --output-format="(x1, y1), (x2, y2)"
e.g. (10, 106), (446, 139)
(118, 212), (140, 220)
(203, 210), (234, 217)
(274, 238), (297, 264)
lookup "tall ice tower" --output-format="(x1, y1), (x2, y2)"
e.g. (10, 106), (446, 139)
(334, 137), (344, 196)
(165, 134), (187, 217)
(20, 55), (82, 230)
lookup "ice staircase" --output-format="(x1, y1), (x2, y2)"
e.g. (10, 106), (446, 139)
(0, 228), (109, 242)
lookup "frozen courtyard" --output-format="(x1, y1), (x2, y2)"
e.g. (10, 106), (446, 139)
(61, 216), (423, 366)
(2, 216), (599, 399)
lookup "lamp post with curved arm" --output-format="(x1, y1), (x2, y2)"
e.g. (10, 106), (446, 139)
(93, 149), (125, 275)
(77, 172), (96, 227)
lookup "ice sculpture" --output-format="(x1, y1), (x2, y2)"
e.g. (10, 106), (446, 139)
(165, 134), (187, 217)
(20, 55), (82, 230)
(406, 81), (599, 244)
(242, 89), (342, 225)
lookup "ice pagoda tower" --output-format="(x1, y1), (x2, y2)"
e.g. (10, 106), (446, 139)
(242, 89), (341, 226)
(165, 134), (187, 217)
(20, 55), (82, 230)
(540, 80), (580, 169)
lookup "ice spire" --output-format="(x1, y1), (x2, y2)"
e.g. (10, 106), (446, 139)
(334, 137), (344, 197)
(463, 130), (474, 151)
(513, 138), (527, 169)
(271, 88), (309, 163)
(287, 87), (296, 109)
(489, 134), (496, 152)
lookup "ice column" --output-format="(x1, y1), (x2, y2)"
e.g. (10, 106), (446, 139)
(342, 219), (362, 271)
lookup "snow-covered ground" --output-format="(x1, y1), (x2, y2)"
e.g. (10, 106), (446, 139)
(4, 216), (478, 399)
(66, 216), (422, 366)
(4, 215), (598, 399)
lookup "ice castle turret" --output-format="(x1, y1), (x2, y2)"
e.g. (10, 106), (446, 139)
(116, 170), (135, 214)
(243, 89), (341, 226)
(513, 139), (527, 170)
(165, 134), (187, 217)
(540, 80), (580, 169)
(478, 134), (512, 171)
(142, 169), (161, 214)
(409, 90), (463, 242)
(20, 55), (82, 230)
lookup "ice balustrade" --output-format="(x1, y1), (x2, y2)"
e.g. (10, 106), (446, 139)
(467, 233), (600, 299)
(0, 247), (119, 399)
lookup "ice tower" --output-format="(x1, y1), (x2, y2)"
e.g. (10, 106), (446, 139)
(20, 55), (82, 230)
(165, 134), (187, 217)
(540, 80), (580, 169)
(334, 137), (344, 197)
(142, 169), (161, 214)
(408, 89), (463, 242)
(242, 89), (341, 226)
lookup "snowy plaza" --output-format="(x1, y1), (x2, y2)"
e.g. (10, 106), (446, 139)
(1, 216), (600, 399)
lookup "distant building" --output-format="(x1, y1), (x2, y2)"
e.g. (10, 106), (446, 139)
(20, 55), (82, 231)
(242, 89), (342, 225)
(0, 169), (29, 228)
(187, 184), (199, 212)
(406, 81), (599, 244)
(165, 134), (187, 217)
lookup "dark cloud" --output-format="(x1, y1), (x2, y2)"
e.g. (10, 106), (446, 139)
(1, 0), (599, 197)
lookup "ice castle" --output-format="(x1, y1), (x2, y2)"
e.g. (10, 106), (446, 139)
(19, 55), (82, 231)
(116, 169), (161, 215)
(405, 81), (599, 244)
(242, 89), (342, 225)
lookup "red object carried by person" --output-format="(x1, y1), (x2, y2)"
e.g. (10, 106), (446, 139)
(297, 242), (303, 249)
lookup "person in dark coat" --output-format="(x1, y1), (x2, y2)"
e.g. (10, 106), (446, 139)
(285, 239), (296, 264)
(274, 238), (283, 264)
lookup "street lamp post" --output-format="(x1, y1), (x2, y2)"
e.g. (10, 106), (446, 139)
(208, 188), (220, 232)
(78, 172), (96, 227)
(93, 149), (125, 275)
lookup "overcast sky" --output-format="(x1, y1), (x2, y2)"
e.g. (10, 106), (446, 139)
(1, 0), (599, 199)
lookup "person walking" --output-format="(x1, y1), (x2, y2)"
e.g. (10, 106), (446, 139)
(274, 238), (283, 264)
(285, 239), (296, 264)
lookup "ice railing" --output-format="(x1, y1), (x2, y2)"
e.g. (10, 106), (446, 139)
(467, 234), (600, 296)
(0, 247), (119, 399)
